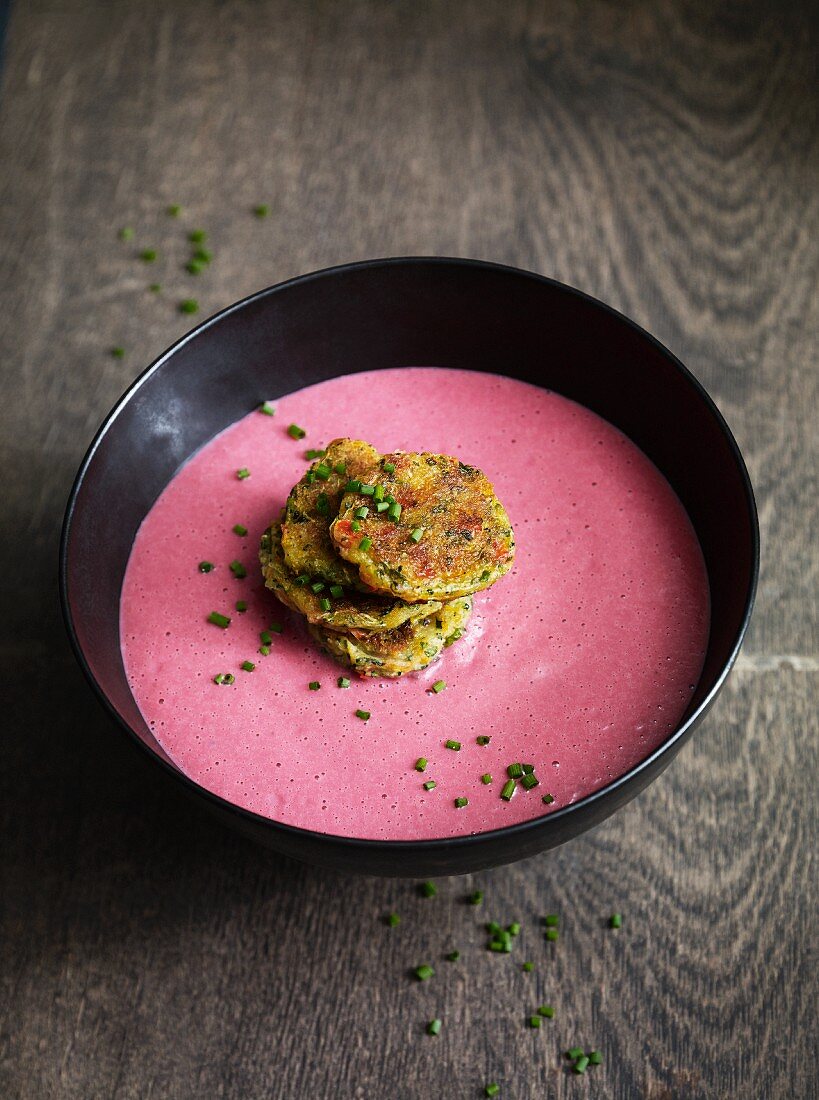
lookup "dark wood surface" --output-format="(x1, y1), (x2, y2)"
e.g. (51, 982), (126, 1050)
(1, 2), (816, 1097)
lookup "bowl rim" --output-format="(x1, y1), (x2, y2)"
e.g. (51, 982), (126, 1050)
(59, 255), (760, 855)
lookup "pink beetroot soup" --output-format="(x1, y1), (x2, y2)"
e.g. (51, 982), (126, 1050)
(120, 367), (709, 840)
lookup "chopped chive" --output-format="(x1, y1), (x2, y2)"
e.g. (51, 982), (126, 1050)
(308, 681), (321, 691)
(329, 584), (344, 598)
(476, 735), (491, 745)
(235, 600), (248, 612)
(213, 672), (235, 685)
(573, 1056), (590, 1075)
(588, 1051), (603, 1065)
(355, 506), (369, 519)
(192, 247), (213, 264)
(544, 914), (559, 927)
(287, 424), (306, 439)
(528, 1015), (541, 1029)
(236, 467), (250, 480)
(522, 763), (535, 774)
(567, 1048), (584, 1061)
(253, 204), (270, 218)
(414, 758), (428, 772)
(306, 471), (316, 484)
(538, 1005), (554, 1018)
(207, 611), (231, 628)
(481, 774), (493, 785)
(542, 793), (555, 804)
(240, 660), (255, 672)
(179, 298), (199, 313)
(333, 462), (346, 475)
(198, 561), (215, 573)
(268, 622), (283, 634)
(359, 484), (375, 496)
(311, 581), (325, 593)
(521, 773), (539, 790)
(507, 763), (524, 779)
(383, 462), (395, 474)
(419, 880), (437, 898)
(454, 796), (469, 808)
(423, 780), (436, 791)
(446, 950), (460, 962)
(545, 928), (559, 942)
(111, 346), (125, 359)
(319, 597), (331, 611)
(385, 494), (396, 505)
(507, 922), (520, 936)
(358, 537), (372, 551)
(343, 479), (362, 493)
(426, 1019), (442, 1036)
(388, 501), (402, 520)
(500, 779), (516, 801)
(468, 890), (483, 906)
(485, 1086), (500, 1098)
(486, 922), (501, 935)
(386, 911), (400, 927)
(186, 259), (205, 275)
(337, 676), (351, 689)
(376, 501), (390, 512)
(188, 229), (206, 243)
(294, 574), (310, 586)
(351, 520), (361, 532)
(522, 961), (534, 972)
(166, 204), (182, 216)
(445, 739), (460, 751)
(149, 283), (162, 293)
(315, 464), (332, 480)
(431, 680), (446, 694)
(410, 527), (424, 542)
(305, 448), (325, 459)
(229, 560), (247, 578)
(355, 709), (370, 721)
(315, 493), (330, 516)
(139, 248), (157, 262)
(259, 645), (270, 656)
(232, 523), (248, 536)
(610, 913), (622, 929)
(413, 965), (434, 981)
(119, 226), (134, 241)
(369, 485), (383, 503)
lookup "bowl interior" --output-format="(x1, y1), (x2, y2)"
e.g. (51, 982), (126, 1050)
(61, 259), (758, 872)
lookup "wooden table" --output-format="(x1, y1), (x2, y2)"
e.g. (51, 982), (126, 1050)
(1, 2), (816, 1097)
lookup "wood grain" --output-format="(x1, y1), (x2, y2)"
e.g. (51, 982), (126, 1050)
(0, 1), (816, 1097)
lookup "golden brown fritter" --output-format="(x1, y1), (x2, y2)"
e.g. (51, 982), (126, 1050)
(260, 522), (442, 632)
(309, 596), (472, 678)
(330, 451), (515, 601)
(281, 438), (380, 589)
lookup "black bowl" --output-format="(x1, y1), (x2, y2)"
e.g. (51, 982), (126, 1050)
(60, 258), (758, 876)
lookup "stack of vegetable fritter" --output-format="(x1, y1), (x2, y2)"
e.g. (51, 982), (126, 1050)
(260, 439), (515, 677)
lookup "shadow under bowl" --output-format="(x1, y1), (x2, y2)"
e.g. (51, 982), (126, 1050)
(60, 258), (759, 877)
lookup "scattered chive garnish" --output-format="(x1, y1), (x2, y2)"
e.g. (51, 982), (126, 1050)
(476, 735), (491, 745)
(589, 1051), (603, 1065)
(179, 299), (199, 313)
(269, 622), (283, 633)
(358, 537), (372, 551)
(311, 581), (325, 593)
(149, 283), (162, 293)
(528, 1016), (541, 1029)
(386, 912), (400, 927)
(383, 462), (395, 474)
(521, 773), (539, 790)
(485, 1086), (500, 1098)
(415, 758), (428, 772)
(166, 204), (181, 216)
(344, 479), (362, 493)
(259, 401), (276, 416)
(329, 585), (344, 598)
(315, 464), (331, 480)
(426, 1019), (442, 1036)
(295, 574), (310, 586)
(446, 950), (460, 962)
(538, 1005), (554, 1018)
(359, 484), (375, 496)
(431, 680), (446, 694)
(139, 248), (157, 262)
(253, 204), (270, 218)
(481, 774), (493, 785)
(507, 922), (520, 936)
(207, 611), (231, 628)
(419, 881), (437, 898)
(573, 1056), (590, 1075)
(186, 259), (205, 275)
(240, 660), (255, 672)
(373, 485), (385, 502)
(308, 681), (321, 691)
(454, 796), (469, 808)
(338, 676), (351, 688)
(213, 672), (235, 685)
(198, 561), (214, 573)
(287, 424), (306, 439)
(486, 922), (501, 934)
(355, 709), (371, 721)
(500, 779), (516, 801)
(414, 965), (434, 981)
(188, 229), (206, 243)
(119, 226), (134, 240)
(305, 448), (325, 459)
(423, 780), (436, 791)
(229, 560), (247, 578)
(468, 890), (483, 906)
(388, 502), (402, 520)
(567, 1048), (584, 1061)
(316, 494), (330, 516)
(236, 468), (250, 480)
(111, 346), (125, 358)
(305, 471), (316, 484)
(260, 631), (273, 645)
(192, 247), (212, 264)
(507, 763), (524, 779)
(610, 913), (622, 929)
(333, 462), (346, 475)
(445, 739), (460, 751)
(542, 793), (555, 804)
(235, 600), (248, 612)
(319, 597), (331, 611)
(232, 524), (248, 536)
(545, 928), (559, 942)
(522, 961), (534, 972)
(544, 914), (559, 927)
(522, 763), (535, 774)
(376, 501), (389, 512)
(351, 520), (361, 532)
(355, 506), (369, 519)
(259, 645), (270, 656)
(410, 527), (424, 542)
